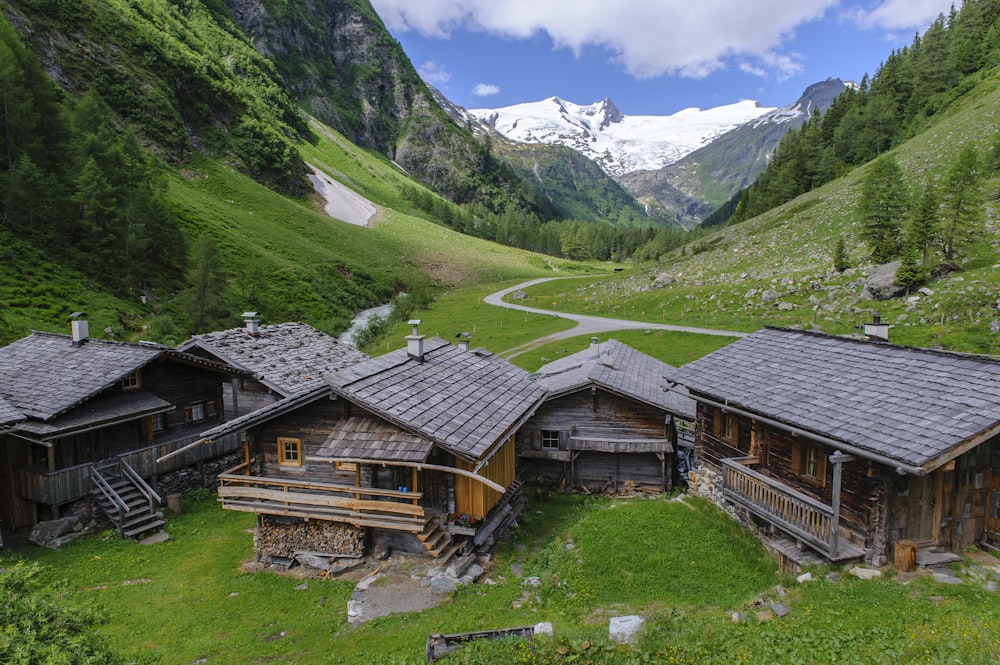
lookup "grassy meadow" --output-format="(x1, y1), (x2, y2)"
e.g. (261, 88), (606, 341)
(7, 492), (1000, 664)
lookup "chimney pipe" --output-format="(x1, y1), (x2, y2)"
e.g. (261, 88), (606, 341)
(242, 312), (260, 337)
(70, 312), (89, 347)
(458, 339), (470, 352)
(864, 312), (889, 342)
(407, 319), (425, 362)
(589, 336), (600, 360)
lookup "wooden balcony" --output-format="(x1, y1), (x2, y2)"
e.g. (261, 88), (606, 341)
(15, 433), (241, 507)
(217, 462), (427, 532)
(722, 457), (864, 561)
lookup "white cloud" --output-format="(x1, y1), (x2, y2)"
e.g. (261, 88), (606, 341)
(845, 0), (955, 31)
(417, 60), (452, 86)
(370, 0), (838, 80)
(472, 83), (501, 96)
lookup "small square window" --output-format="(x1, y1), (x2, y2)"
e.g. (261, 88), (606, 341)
(540, 430), (560, 450)
(121, 371), (141, 391)
(190, 402), (205, 422)
(278, 437), (302, 467)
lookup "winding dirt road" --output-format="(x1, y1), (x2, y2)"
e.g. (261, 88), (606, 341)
(485, 277), (747, 358)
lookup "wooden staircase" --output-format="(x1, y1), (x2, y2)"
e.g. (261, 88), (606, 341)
(417, 516), (463, 563)
(91, 458), (165, 540)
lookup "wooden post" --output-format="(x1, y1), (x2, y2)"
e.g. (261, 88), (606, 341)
(894, 539), (917, 572)
(828, 452), (857, 560)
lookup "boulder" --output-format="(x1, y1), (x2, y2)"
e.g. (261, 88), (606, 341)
(761, 289), (781, 303)
(862, 261), (906, 300)
(609, 615), (645, 644)
(29, 516), (82, 549)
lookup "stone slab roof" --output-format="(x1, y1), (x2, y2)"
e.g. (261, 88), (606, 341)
(0, 396), (24, 427)
(17, 392), (173, 438)
(673, 327), (1000, 470)
(327, 337), (547, 462)
(0, 332), (166, 420)
(178, 322), (369, 397)
(531, 339), (695, 420)
(316, 416), (433, 463)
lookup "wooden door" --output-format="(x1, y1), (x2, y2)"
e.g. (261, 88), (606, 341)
(905, 473), (941, 545)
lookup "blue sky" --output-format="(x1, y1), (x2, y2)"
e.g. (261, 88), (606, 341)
(369, 0), (958, 115)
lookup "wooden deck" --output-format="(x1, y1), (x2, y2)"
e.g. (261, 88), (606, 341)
(722, 457), (865, 562)
(217, 462), (427, 532)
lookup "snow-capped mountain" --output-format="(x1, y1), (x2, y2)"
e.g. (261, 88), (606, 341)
(469, 96), (775, 176)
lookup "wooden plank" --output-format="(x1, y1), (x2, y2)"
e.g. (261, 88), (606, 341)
(217, 486), (425, 516)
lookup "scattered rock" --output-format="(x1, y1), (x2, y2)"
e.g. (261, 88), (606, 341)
(916, 550), (962, 567)
(510, 563), (524, 578)
(430, 577), (457, 595)
(731, 612), (745, 623)
(609, 615), (645, 644)
(294, 583), (309, 591)
(534, 622), (554, 636)
(796, 572), (813, 584)
(849, 567), (882, 580)
(524, 576), (542, 587)
(862, 261), (906, 300)
(825, 572), (841, 583)
(770, 602), (790, 617)
(756, 610), (774, 622)
(932, 572), (963, 585)
(761, 289), (781, 303)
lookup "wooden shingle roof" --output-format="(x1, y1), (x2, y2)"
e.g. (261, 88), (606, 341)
(674, 327), (1000, 471)
(531, 339), (695, 420)
(0, 395), (24, 427)
(327, 337), (547, 462)
(178, 322), (369, 397)
(316, 416), (433, 463)
(0, 332), (166, 420)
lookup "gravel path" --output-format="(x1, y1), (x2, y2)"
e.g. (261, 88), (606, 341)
(485, 277), (747, 358)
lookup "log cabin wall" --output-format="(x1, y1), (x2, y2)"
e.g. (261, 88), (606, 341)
(520, 389), (671, 490)
(0, 434), (37, 530)
(696, 404), (752, 469)
(251, 398), (361, 486)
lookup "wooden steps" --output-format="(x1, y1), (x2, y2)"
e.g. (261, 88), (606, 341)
(92, 461), (165, 541)
(417, 516), (463, 563)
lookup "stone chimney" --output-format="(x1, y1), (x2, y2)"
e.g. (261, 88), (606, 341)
(458, 339), (470, 352)
(242, 312), (260, 337)
(406, 319), (425, 362)
(864, 313), (889, 342)
(70, 312), (89, 347)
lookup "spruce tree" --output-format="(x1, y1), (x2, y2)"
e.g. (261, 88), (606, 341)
(832, 235), (849, 272)
(939, 143), (982, 263)
(858, 154), (908, 262)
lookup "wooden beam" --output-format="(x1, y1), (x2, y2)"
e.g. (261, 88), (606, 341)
(306, 456), (506, 493)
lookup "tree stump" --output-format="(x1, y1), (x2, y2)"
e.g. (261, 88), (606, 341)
(894, 539), (917, 572)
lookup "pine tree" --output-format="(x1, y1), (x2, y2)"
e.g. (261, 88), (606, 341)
(180, 234), (230, 334)
(832, 235), (849, 272)
(939, 143), (982, 263)
(910, 182), (939, 266)
(858, 154), (908, 262)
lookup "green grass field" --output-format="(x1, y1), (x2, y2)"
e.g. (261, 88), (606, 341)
(7, 492), (1000, 665)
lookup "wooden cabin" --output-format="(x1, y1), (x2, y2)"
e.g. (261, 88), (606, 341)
(520, 338), (696, 493)
(0, 318), (244, 538)
(675, 327), (1000, 568)
(177, 314), (369, 418)
(203, 328), (547, 562)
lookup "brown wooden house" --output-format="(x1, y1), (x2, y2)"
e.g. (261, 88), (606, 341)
(674, 327), (1000, 568)
(520, 338), (696, 493)
(202, 328), (547, 562)
(0, 317), (245, 539)
(177, 314), (369, 418)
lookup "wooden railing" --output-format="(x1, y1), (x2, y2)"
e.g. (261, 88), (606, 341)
(722, 456), (839, 558)
(217, 465), (426, 532)
(15, 432), (241, 507)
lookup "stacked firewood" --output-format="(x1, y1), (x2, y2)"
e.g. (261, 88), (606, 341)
(255, 518), (364, 557)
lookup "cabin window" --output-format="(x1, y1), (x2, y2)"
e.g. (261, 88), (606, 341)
(793, 442), (827, 487)
(121, 370), (141, 391)
(152, 413), (167, 433)
(186, 401), (206, 423)
(540, 430), (561, 450)
(278, 437), (303, 467)
(713, 408), (739, 445)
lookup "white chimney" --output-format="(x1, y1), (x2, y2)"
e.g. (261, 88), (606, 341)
(407, 319), (425, 361)
(602, 350), (614, 368)
(864, 313), (889, 342)
(589, 336), (600, 360)
(70, 312), (89, 346)
(458, 339), (470, 352)
(242, 311), (260, 337)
